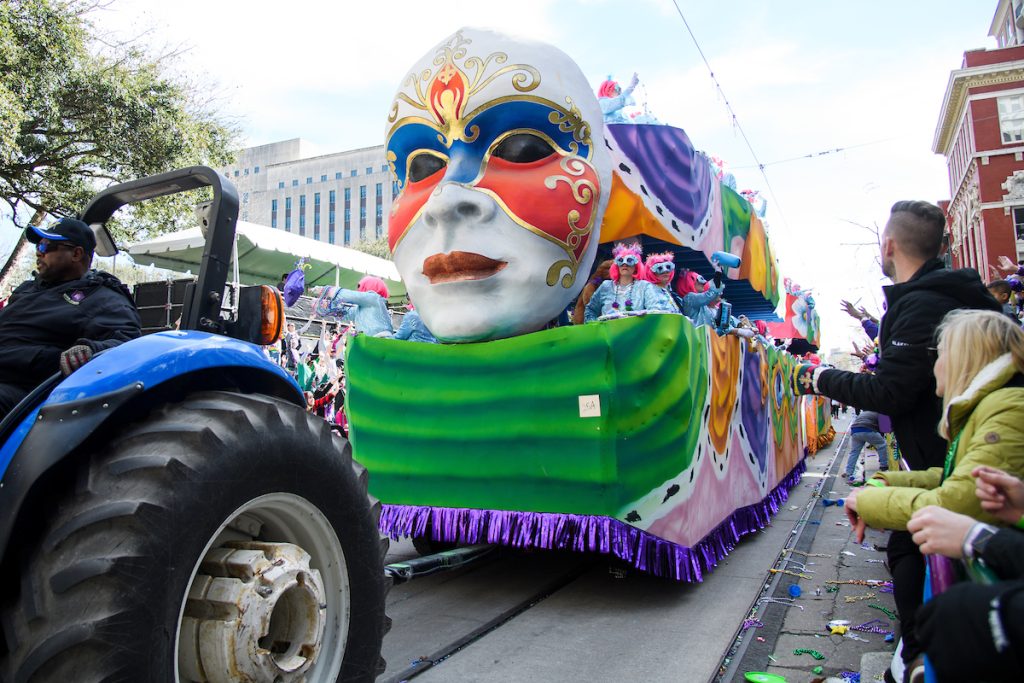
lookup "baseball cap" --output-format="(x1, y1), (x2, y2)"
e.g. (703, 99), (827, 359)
(26, 217), (97, 253)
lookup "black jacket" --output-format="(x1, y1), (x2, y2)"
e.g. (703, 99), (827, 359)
(918, 529), (1024, 683)
(817, 259), (1000, 470)
(0, 270), (141, 389)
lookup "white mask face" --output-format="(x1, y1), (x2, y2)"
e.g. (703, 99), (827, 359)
(386, 27), (611, 341)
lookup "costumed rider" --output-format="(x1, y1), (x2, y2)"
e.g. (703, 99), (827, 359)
(598, 73), (639, 124)
(643, 251), (685, 314)
(312, 276), (394, 337)
(0, 218), (142, 419)
(674, 254), (753, 338)
(584, 242), (660, 321)
(675, 267), (724, 328)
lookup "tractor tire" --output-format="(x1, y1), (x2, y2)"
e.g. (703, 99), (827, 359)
(0, 391), (388, 683)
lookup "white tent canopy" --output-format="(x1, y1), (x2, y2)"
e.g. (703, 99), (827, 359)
(127, 220), (405, 298)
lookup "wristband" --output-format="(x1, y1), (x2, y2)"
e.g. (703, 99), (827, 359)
(865, 478), (886, 488)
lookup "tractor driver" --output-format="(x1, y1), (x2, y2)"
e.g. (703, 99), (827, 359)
(0, 218), (141, 420)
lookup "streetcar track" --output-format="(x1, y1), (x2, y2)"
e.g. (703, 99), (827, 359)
(716, 427), (850, 681)
(381, 558), (592, 683)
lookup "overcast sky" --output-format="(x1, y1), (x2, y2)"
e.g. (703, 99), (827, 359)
(8, 0), (999, 349)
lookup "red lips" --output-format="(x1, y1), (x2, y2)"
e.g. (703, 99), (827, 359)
(422, 251), (508, 284)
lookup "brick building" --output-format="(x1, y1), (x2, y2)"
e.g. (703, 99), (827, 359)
(932, 0), (1024, 275)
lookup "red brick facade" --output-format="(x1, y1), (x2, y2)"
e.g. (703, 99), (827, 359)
(933, 46), (1024, 276)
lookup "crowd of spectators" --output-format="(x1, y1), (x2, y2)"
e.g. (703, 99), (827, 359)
(796, 200), (1024, 683)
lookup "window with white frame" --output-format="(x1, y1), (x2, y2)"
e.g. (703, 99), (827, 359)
(998, 95), (1024, 143)
(1013, 207), (1024, 241)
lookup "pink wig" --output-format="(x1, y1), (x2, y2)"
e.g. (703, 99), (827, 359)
(609, 242), (646, 281)
(357, 275), (390, 299)
(675, 269), (707, 297)
(643, 251), (675, 284)
(598, 79), (619, 99)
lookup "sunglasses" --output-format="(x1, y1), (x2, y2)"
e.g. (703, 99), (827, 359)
(36, 241), (77, 254)
(614, 255), (639, 267)
(650, 262), (675, 274)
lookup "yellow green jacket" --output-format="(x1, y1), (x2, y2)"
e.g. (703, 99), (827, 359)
(857, 353), (1024, 530)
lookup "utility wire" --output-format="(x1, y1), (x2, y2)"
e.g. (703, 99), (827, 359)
(669, 0), (788, 230)
(732, 138), (897, 170)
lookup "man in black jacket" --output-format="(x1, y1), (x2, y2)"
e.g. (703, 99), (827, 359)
(0, 218), (141, 419)
(794, 200), (1001, 681)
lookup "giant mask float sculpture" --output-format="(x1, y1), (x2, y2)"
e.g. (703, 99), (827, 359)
(348, 28), (834, 581)
(386, 28), (611, 342)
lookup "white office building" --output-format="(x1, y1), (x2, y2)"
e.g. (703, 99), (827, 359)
(221, 139), (397, 248)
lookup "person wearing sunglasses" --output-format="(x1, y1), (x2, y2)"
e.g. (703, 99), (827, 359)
(0, 218), (141, 419)
(643, 252), (685, 314)
(583, 242), (659, 322)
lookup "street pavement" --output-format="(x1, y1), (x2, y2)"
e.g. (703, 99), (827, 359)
(727, 412), (899, 683)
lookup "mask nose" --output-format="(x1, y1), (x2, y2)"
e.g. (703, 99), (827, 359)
(421, 182), (497, 231)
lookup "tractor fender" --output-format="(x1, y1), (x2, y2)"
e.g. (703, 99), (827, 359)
(0, 331), (304, 559)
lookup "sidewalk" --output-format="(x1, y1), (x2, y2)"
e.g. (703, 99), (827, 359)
(727, 414), (899, 683)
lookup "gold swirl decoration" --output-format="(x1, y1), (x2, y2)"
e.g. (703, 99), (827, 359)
(547, 97), (592, 153)
(387, 29), (541, 132)
(542, 157), (597, 288)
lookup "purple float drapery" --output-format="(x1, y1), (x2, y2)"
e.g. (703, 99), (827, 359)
(379, 458), (807, 582)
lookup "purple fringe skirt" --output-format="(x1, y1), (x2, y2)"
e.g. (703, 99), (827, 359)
(379, 459), (806, 582)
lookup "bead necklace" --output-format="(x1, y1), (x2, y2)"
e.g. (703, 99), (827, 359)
(610, 281), (635, 311)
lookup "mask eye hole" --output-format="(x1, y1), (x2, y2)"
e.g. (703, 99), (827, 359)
(408, 153), (447, 183)
(492, 133), (555, 163)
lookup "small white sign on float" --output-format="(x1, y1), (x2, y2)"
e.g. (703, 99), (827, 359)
(578, 394), (601, 418)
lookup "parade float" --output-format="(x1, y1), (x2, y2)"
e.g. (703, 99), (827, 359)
(343, 28), (832, 581)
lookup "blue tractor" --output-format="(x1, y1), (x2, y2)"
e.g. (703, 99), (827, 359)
(0, 168), (388, 682)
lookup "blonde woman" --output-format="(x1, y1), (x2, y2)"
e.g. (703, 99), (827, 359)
(844, 309), (1024, 683)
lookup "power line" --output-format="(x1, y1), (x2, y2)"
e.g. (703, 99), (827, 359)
(669, 0), (788, 230)
(732, 138), (897, 170)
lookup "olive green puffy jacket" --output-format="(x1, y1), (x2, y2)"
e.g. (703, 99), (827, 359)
(856, 353), (1024, 530)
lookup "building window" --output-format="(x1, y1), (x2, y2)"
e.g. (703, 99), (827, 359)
(366, 167), (373, 175)
(313, 192), (321, 241)
(254, 166), (260, 174)
(350, 170), (357, 177)
(375, 182), (383, 234)
(271, 199), (278, 229)
(320, 174), (327, 182)
(335, 172), (342, 180)
(381, 165), (388, 173)
(329, 190), (336, 244)
(359, 188), (367, 242)
(299, 194), (306, 236)
(285, 197), (292, 231)
(998, 95), (1024, 143)
(392, 181), (399, 199)
(1014, 207), (1024, 241)
(244, 168), (249, 176)
(292, 179), (299, 187)
(278, 181), (285, 189)
(344, 226), (351, 245)
(306, 177), (313, 185)
(233, 170), (239, 177)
